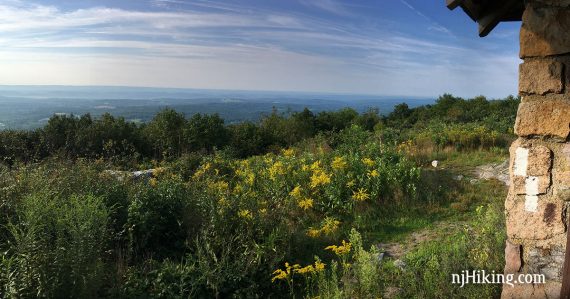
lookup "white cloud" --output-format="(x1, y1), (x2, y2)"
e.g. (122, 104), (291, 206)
(0, 0), (519, 98)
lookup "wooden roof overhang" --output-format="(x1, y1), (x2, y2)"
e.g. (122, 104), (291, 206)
(446, 0), (525, 37)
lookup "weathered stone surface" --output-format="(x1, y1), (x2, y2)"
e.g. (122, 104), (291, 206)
(505, 240), (522, 274)
(510, 145), (552, 194)
(553, 171), (570, 199)
(506, 194), (565, 240)
(502, 280), (562, 299)
(529, 146), (553, 176)
(521, 5), (570, 58)
(519, 60), (564, 95)
(514, 99), (570, 139)
(513, 176), (550, 195)
(525, 246), (565, 281)
(501, 281), (556, 299)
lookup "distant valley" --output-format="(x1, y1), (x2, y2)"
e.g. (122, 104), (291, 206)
(0, 85), (434, 130)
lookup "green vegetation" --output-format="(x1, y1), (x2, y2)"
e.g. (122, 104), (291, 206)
(0, 94), (517, 298)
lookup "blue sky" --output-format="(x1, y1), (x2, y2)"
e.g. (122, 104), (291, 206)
(0, 0), (521, 98)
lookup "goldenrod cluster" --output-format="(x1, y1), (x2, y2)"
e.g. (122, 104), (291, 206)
(352, 188), (370, 201)
(269, 161), (286, 180)
(361, 157), (375, 167)
(307, 217), (341, 237)
(282, 148), (295, 157)
(325, 240), (352, 256)
(298, 198), (314, 210)
(310, 169), (331, 189)
(272, 261), (326, 282)
(367, 169), (379, 178)
(331, 156), (347, 170)
(192, 162), (212, 179)
(238, 209), (253, 220)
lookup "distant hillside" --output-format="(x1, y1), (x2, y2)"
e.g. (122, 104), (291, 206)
(0, 85), (433, 129)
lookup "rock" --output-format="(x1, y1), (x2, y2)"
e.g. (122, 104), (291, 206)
(512, 176), (550, 195)
(505, 195), (566, 240)
(519, 60), (564, 95)
(520, 5), (570, 58)
(475, 159), (509, 185)
(504, 240), (522, 274)
(514, 99), (570, 139)
(431, 160), (438, 168)
(527, 146), (553, 177)
(525, 246), (565, 281)
(393, 259), (406, 270)
(102, 169), (156, 182)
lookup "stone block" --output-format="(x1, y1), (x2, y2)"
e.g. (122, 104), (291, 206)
(519, 60), (563, 95)
(528, 146), (553, 177)
(514, 99), (570, 139)
(521, 5), (570, 58)
(553, 171), (570, 199)
(505, 240), (522, 274)
(506, 194), (565, 240)
(524, 245), (565, 282)
(513, 176), (550, 195)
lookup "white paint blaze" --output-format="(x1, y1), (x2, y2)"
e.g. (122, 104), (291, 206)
(525, 195), (539, 212)
(514, 147), (529, 177)
(525, 176), (539, 195)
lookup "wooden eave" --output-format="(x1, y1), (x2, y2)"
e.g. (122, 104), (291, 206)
(446, 0), (525, 37)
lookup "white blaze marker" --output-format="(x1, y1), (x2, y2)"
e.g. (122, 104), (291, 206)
(514, 147), (529, 177)
(525, 176), (539, 195)
(525, 195), (538, 212)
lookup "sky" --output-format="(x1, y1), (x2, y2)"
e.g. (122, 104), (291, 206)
(0, 0), (522, 98)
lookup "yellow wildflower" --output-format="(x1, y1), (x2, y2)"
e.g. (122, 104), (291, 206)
(271, 269), (288, 282)
(154, 167), (166, 177)
(218, 197), (228, 206)
(310, 160), (322, 171)
(282, 148), (295, 157)
(295, 265), (315, 275)
(331, 156), (347, 170)
(367, 169), (379, 178)
(233, 184), (244, 194)
(260, 208), (267, 214)
(149, 178), (158, 187)
(289, 185), (302, 198)
(362, 157), (375, 167)
(307, 228), (321, 238)
(310, 170), (331, 188)
(269, 161), (285, 180)
(193, 162), (211, 179)
(314, 260), (326, 272)
(325, 240), (352, 255)
(238, 209), (253, 220)
(321, 217), (340, 235)
(246, 173), (255, 186)
(271, 262), (300, 282)
(346, 180), (356, 188)
(302, 164), (310, 172)
(298, 198), (314, 210)
(352, 188), (370, 201)
(208, 180), (229, 193)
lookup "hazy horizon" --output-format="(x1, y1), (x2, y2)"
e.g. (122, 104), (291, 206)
(0, 84), (441, 130)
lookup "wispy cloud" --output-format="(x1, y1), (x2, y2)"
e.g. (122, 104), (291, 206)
(0, 0), (518, 97)
(398, 0), (454, 37)
(298, 0), (351, 16)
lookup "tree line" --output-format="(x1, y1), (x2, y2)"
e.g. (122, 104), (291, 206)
(0, 94), (519, 166)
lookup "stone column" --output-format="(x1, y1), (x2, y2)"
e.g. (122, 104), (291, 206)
(502, 1), (570, 298)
